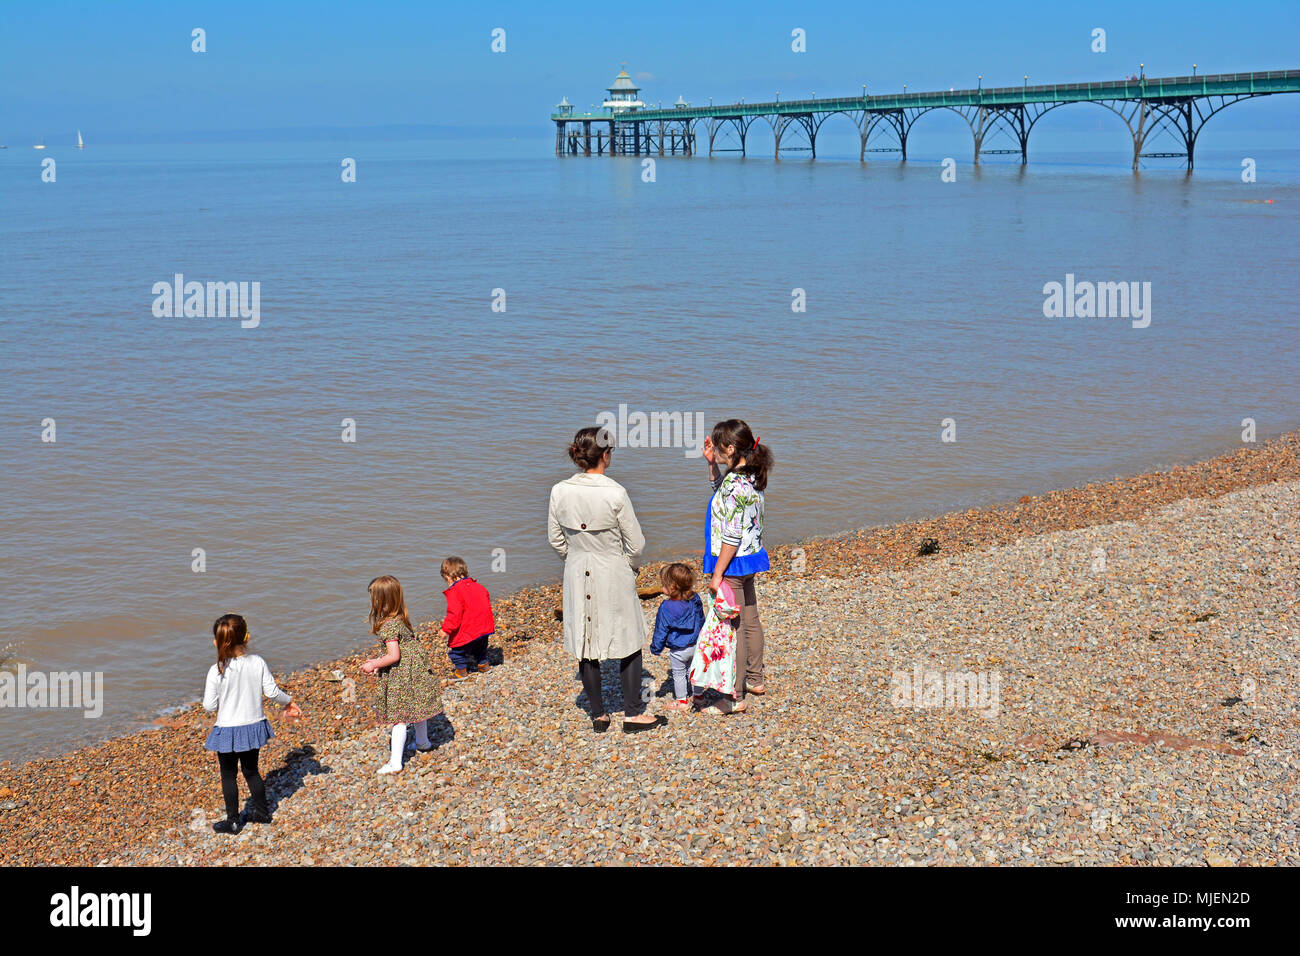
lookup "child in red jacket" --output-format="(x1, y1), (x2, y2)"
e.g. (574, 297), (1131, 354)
(439, 556), (495, 679)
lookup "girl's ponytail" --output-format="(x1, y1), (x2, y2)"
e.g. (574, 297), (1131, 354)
(745, 439), (774, 492)
(212, 614), (248, 676)
(711, 419), (773, 492)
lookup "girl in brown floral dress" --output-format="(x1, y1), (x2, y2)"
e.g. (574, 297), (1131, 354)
(360, 575), (443, 774)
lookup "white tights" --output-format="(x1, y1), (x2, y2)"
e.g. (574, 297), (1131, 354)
(379, 720), (431, 773)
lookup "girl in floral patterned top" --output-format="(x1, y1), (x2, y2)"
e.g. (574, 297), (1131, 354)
(702, 419), (773, 713)
(360, 575), (443, 774)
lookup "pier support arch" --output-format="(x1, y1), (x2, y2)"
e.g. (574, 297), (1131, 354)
(1091, 94), (1264, 170)
(772, 113), (817, 158)
(859, 110), (908, 160)
(902, 104), (1033, 164)
(706, 115), (754, 156)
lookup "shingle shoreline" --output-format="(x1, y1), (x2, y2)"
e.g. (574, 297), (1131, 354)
(2, 432), (1297, 865)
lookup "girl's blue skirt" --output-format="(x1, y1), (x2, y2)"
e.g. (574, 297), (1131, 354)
(204, 718), (274, 753)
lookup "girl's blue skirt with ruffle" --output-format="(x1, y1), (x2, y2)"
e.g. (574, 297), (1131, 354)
(204, 718), (274, 753)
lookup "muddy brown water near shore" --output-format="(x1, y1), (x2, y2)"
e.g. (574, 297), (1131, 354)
(2, 431), (1298, 865)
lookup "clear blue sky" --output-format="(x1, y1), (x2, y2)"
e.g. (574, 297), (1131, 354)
(2, 0), (1297, 141)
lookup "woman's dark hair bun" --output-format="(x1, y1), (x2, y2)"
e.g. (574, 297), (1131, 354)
(568, 426), (611, 470)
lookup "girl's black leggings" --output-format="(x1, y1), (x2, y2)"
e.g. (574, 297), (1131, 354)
(579, 651), (644, 718)
(217, 748), (267, 821)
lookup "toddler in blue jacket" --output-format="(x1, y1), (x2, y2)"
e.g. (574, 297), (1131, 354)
(651, 563), (705, 712)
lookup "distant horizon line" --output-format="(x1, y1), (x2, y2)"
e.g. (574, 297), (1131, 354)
(0, 123), (545, 147)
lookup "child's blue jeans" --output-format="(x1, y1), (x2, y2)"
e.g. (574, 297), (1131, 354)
(668, 646), (696, 700)
(448, 634), (490, 670)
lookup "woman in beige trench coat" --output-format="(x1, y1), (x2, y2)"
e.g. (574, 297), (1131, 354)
(548, 427), (665, 734)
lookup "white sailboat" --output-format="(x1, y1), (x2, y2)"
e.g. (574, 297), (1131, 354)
(33, 138), (46, 150)
(76, 130), (84, 149)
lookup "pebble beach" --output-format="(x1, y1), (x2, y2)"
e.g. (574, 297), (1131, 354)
(2, 433), (1298, 866)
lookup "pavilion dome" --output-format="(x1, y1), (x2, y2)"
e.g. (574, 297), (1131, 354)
(609, 68), (640, 92)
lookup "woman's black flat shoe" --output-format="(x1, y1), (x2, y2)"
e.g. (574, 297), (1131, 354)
(592, 716), (611, 733)
(622, 715), (667, 734)
(212, 818), (244, 835)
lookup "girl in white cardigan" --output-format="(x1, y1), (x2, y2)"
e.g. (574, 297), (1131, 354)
(203, 614), (301, 833)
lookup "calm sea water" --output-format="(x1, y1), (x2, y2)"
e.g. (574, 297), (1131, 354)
(2, 133), (1298, 762)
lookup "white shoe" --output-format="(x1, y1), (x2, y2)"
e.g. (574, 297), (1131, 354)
(377, 761), (403, 775)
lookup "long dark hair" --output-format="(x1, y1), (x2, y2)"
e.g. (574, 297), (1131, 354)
(712, 419), (772, 491)
(212, 613), (248, 677)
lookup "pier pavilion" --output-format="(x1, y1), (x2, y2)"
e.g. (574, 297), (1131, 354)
(554, 65), (696, 157)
